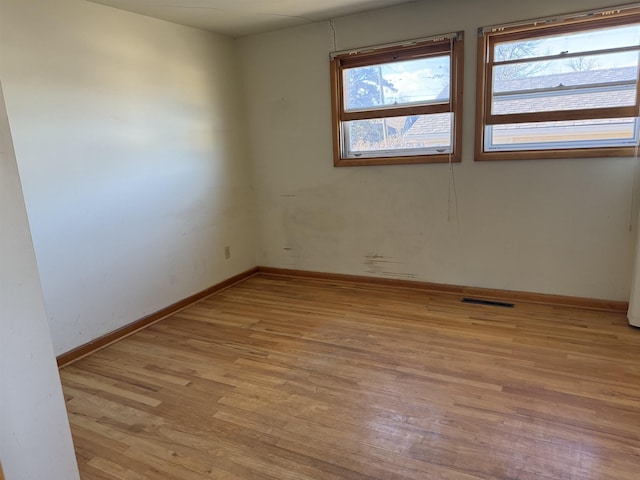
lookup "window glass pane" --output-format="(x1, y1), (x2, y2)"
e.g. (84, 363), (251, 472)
(493, 86), (636, 115)
(343, 56), (450, 111)
(343, 113), (452, 157)
(492, 54), (638, 115)
(480, 12), (640, 157)
(494, 24), (640, 62)
(486, 117), (637, 150)
(493, 52), (638, 92)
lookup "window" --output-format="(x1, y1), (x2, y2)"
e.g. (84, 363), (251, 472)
(476, 6), (640, 161)
(330, 32), (464, 166)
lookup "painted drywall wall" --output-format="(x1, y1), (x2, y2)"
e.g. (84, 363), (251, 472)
(628, 208), (640, 326)
(238, 0), (638, 301)
(1, 0), (257, 355)
(0, 82), (80, 480)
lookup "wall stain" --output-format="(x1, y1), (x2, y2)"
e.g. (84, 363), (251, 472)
(363, 253), (415, 278)
(381, 271), (418, 279)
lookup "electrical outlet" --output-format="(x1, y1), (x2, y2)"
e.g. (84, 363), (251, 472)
(224, 246), (231, 260)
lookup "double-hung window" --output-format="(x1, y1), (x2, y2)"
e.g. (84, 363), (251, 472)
(330, 32), (464, 166)
(476, 6), (640, 160)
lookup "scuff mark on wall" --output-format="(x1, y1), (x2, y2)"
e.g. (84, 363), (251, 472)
(281, 193), (302, 267)
(363, 252), (416, 278)
(364, 252), (399, 275)
(364, 253), (387, 274)
(279, 186), (351, 268)
(283, 247), (301, 266)
(381, 271), (418, 279)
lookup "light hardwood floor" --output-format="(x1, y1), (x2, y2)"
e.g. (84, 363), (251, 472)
(60, 274), (640, 480)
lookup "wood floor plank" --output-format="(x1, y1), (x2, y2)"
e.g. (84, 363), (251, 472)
(60, 274), (640, 479)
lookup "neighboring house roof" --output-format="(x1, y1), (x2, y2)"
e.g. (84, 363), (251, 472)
(493, 89), (635, 114)
(401, 66), (638, 140)
(493, 65), (637, 114)
(493, 65), (637, 92)
(403, 113), (451, 139)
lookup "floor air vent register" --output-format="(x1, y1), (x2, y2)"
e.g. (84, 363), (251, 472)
(461, 297), (515, 308)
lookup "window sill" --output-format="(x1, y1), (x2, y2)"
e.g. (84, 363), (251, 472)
(334, 153), (461, 167)
(474, 146), (636, 162)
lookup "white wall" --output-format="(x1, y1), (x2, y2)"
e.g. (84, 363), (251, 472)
(0, 82), (80, 480)
(628, 208), (640, 326)
(1, 0), (636, 368)
(0, 0), (257, 355)
(238, 0), (638, 302)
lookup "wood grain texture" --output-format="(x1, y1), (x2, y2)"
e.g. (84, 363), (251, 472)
(60, 274), (640, 480)
(57, 267), (258, 368)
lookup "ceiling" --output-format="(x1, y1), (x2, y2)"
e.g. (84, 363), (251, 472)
(87, 0), (415, 37)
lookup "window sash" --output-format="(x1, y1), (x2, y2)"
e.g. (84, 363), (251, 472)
(476, 5), (640, 158)
(491, 45), (640, 67)
(336, 44), (455, 121)
(484, 118), (639, 152)
(485, 36), (640, 125)
(488, 80), (638, 123)
(331, 33), (463, 165)
(341, 103), (451, 122)
(485, 106), (640, 126)
(341, 113), (454, 159)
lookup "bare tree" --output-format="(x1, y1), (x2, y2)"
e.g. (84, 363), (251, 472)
(566, 56), (600, 72)
(494, 41), (549, 80)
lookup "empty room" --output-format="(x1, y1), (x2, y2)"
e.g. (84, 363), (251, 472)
(2, 0), (640, 479)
